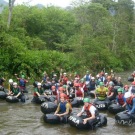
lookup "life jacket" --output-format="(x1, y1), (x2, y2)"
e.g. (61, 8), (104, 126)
(96, 87), (107, 98)
(84, 104), (98, 117)
(89, 81), (96, 90)
(19, 79), (25, 87)
(117, 94), (125, 105)
(76, 89), (83, 97)
(12, 87), (20, 95)
(59, 101), (72, 114)
(86, 75), (90, 81)
(126, 95), (135, 105)
(108, 87), (113, 96)
(34, 88), (44, 97)
(52, 89), (57, 95)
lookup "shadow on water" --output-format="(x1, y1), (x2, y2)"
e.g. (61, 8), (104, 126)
(0, 70), (135, 135)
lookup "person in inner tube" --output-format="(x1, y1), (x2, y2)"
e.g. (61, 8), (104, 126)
(54, 94), (72, 122)
(95, 82), (108, 101)
(77, 98), (99, 127)
(116, 88), (126, 108)
(33, 82), (48, 100)
(125, 90), (135, 114)
(8, 82), (25, 102)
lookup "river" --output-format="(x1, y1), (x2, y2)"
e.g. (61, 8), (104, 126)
(0, 71), (135, 135)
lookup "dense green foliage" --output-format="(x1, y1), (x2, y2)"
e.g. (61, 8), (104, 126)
(0, 0), (135, 78)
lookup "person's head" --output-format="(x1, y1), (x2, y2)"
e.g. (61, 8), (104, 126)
(53, 74), (57, 78)
(117, 88), (123, 94)
(83, 98), (90, 107)
(63, 72), (67, 76)
(13, 82), (17, 88)
(91, 77), (95, 81)
(96, 74), (99, 78)
(107, 76), (111, 81)
(99, 82), (104, 88)
(37, 82), (42, 88)
(86, 71), (89, 74)
(21, 75), (25, 79)
(117, 77), (121, 81)
(108, 81), (114, 87)
(51, 85), (56, 91)
(105, 73), (108, 77)
(132, 81), (135, 86)
(58, 87), (64, 93)
(60, 93), (67, 102)
(124, 85), (129, 91)
(74, 83), (80, 89)
(124, 92), (131, 100)
(9, 79), (13, 84)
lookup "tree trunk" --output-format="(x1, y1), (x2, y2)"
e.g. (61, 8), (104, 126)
(7, 0), (15, 29)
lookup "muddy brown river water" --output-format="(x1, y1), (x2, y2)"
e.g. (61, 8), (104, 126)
(0, 71), (135, 135)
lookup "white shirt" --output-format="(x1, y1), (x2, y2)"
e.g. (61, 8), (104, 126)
(81, 105), (96, 115)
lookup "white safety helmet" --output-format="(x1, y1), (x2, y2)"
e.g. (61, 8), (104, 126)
(37, 82), (42, 86)
(109, 81), (114, 86)
(91, 77), (95, 80)
(105, 73), (108, 75)
(96, 74), (99, 78)
(9, 79), (13, 83)
(124, 92), (131, 99)
(63, 72), (67, 75)
(13, 82), (17, 86)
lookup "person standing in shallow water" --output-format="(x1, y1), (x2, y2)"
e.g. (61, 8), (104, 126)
(15, 74), (29, 93)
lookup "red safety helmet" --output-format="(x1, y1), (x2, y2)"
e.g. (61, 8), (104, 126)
(74, 83), (80, 87)
(51, 86), (56, 89)
(60, 93), (67, 99)
(132, 81), (135, 85)
(58, 87), (64, 91)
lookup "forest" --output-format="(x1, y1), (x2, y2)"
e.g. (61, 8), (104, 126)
(0, 0), (135, 78)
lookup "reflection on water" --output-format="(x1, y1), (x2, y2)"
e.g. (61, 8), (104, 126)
(0, 71), (135, 135)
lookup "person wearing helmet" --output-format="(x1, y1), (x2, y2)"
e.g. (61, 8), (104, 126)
(54, 94), (72, 122)
(62, 72), (68, 85)
(41, 71), (48, 84)
(83, 71), (91, 90)
(89, 77), (96, 91)
(125, 90), (135, 114)
(116, 77), (123, 87)
(51, 85), (57, 96)
(124, 85), (129, 93)
(77, 98), (99, 128)
(107, 81), (117, 101)
(8, 79), (14, 95)
(8, 82), (25, 102)
(116, 88), (126, 107)
(74, 83), (84, 98)
(15, 74), (29, 93)
(32, 82), (47, 102)
(95, 82), (108, 101)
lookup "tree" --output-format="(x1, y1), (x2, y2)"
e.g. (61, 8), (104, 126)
(7, 0), (15, 29)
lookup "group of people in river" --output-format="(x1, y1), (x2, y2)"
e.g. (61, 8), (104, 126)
(1, 69), (135, 128)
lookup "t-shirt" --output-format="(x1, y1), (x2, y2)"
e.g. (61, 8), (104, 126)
(81, 105), (97, 115)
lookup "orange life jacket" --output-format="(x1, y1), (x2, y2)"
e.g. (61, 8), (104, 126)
(84, 104), (93, 117)
(117, 94), (124, 105)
